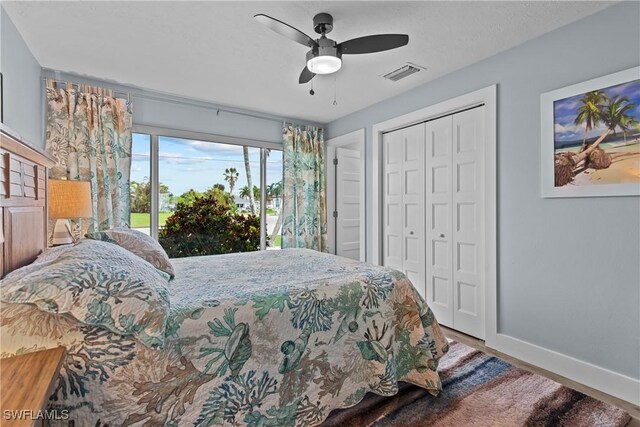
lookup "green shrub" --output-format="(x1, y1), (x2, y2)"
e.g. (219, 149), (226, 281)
(159, 195), (260, 258)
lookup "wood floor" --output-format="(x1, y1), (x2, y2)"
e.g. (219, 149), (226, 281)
(440, 326), (640, 426)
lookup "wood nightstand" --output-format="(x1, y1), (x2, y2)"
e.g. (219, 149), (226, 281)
(0, 347), (66, 427)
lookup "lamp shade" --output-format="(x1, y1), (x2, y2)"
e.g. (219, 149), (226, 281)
(49, 180), (93, 219)
(307, 55), (342, 75)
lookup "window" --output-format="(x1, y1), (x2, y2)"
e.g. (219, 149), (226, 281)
(130, 133), (151, 234)
(266, 149), (283, 249)
(130, 129), (283, 256)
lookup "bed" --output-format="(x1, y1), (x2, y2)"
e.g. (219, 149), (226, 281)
(0, 128), (448, 426)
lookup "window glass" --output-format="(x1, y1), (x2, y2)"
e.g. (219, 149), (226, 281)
(266, 149), (283, 249)
(129, 133), (151, 235)
(157, 136), (261, 257)
(129, 133), (282, 255)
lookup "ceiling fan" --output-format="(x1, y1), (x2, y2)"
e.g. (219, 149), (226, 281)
(254, 13), (409, 84)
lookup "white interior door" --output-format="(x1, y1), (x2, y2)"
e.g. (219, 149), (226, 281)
(425, 115), (454, 327)
(452, 107), (485, 339)
(425, 107), (485, 339)
(382, 130), (403, 272)
(336, 147), (361, 260)
(401, 124), (425, 299)
(383, 124), (425, 298)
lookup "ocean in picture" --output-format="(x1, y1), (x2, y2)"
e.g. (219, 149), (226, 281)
(553, 78), (640, 187)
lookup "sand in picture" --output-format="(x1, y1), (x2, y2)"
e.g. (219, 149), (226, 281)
(566, 141), (640, 186)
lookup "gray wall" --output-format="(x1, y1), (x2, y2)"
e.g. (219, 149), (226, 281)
(40, 70), (322, 149)
(326, 2), (640, 380)
(0, 7), (42, 146)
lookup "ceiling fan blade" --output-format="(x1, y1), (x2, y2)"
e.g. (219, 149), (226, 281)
(254, 14), (316, 48)
(338, 34), (409, 55)
(299, 66), (316, 84)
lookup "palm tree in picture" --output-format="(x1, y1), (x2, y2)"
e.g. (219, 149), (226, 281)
(242, 146), (257, 215)
(617, 112), (639, 144)
(555, 95), (637, 186)
(574, 90), (607, 152)
(574, 95), (637, 164)
(223, 168), (239, 198)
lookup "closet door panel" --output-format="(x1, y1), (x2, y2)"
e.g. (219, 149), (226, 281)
(452, 107), (485, 339)
(425, 115), (454, 327)
(401, 124), (425, 298)
(382, 131), (403, 272)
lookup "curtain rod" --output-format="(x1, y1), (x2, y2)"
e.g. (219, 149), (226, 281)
(133, 92), (290, 125)
(44, 78), (131, 100)
(43, 77), (321, 127)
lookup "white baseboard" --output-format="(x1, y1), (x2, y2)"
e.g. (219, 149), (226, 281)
(489, 333), (640, 406)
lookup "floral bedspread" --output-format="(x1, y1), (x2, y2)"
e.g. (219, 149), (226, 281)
(0, 249), (448, 426)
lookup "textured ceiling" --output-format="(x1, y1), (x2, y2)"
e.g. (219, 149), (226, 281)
(3, 1), (615, 123)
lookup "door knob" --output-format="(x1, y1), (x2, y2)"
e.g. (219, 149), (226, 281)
(409, 231), (414, 235)
(439, 233), (445, 238)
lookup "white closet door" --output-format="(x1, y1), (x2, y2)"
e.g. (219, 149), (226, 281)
(335, 147), (362, 260)
(452, 107), (485, 339)
(401, 124), (426, 298)
(382, 130), (403, 272)
(425, 115), (454, 327)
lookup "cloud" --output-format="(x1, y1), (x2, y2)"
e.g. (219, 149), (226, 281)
(555, 132), (579, 141)
(184, 140), (240, 153)
(159, 151), (211, 165)
(554, 97), (580, 114)
(132, 152), (150, 162)
(606, 80), (640, 99)
(178, 166), (215, 173)
(555, 123), (580, 134)
(162, 137), (260, 157)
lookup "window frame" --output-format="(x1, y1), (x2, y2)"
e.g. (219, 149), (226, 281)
(131, 124), (282, 250)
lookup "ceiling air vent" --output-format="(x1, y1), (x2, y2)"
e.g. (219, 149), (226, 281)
(381, 63), (425, 82)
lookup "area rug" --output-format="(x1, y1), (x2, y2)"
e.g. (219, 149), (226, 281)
(323, 340), (631, 426)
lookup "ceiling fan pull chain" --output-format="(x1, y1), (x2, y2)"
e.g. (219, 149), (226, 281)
(309, 79), (315, 96)
(333, 78), (338, 106)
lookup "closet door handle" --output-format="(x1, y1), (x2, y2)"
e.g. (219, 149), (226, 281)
(409, 231), (414, 235)
(439, 233), (445, 238)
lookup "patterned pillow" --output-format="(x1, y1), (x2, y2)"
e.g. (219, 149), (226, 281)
(85, 227), (175, 279)
(33, 244), (74, 265)
(0, 239), (171, 348)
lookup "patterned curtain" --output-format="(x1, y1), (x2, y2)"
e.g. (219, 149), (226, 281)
(281, 124), (328, 252)
(45, 80), (132, 238)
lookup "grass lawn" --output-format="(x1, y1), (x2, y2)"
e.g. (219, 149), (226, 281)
(272, 235), (281, 248)
(130, 212), (172, 228)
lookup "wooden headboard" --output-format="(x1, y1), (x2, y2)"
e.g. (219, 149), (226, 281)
(0, 124), (56, 278)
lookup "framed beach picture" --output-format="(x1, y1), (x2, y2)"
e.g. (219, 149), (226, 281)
(541, 66), (640, 198)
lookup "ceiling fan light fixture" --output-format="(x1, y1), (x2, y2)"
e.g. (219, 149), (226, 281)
(254, 13), (409, 84)
(307, 55), (342, 74)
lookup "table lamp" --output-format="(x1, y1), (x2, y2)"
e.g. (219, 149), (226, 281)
(48, 179), (93, 245)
